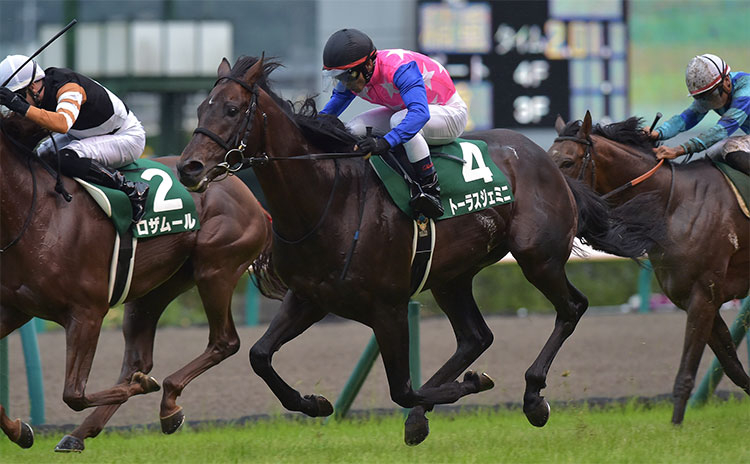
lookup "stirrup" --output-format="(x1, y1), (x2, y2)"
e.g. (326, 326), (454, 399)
(409, 191), (444, 219)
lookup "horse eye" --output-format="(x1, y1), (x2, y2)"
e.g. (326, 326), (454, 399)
(226, 106), (240, 117)
(560, 160), (575, 169)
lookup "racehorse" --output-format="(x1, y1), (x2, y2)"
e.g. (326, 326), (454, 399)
(549, 111), (750, 424)
(176, 56), (661, 445)
(0, 113), (281, 451)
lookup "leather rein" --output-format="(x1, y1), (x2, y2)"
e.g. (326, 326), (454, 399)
(553, 134), (665, 200)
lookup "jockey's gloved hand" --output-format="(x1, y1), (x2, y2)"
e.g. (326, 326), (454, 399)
(356, 135), (391, 156)
(0, 87), (30, 116)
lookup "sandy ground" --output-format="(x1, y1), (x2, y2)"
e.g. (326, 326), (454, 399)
(4, 307), (747, 429)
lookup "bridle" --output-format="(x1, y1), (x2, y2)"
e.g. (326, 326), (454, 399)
(553, 134), (665, 200)
(192, 76), (269, 182)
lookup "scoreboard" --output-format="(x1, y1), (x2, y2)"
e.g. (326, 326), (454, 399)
(417, 0), (628, 130)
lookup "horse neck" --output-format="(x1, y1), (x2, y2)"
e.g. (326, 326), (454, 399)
(592, 136), (671, 201)
(0, 138), (37, 241)
(252, 98), (352, 238)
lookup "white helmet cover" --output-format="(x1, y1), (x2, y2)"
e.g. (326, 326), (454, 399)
(685, 53), (730, 97)
(0, 54), (46, 92)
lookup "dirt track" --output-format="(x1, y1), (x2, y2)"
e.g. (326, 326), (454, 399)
(5, 308), (746, 428)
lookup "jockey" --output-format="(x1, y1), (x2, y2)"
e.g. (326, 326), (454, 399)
(648, 53), (749, 175)
(0, 55), (149, 222)
(320, 28), (469, 219)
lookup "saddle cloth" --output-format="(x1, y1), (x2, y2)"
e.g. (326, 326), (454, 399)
(369, 138), (514, 221)
(712, 160), (749, 218)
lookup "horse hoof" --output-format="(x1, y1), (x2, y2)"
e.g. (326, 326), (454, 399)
(15, 421), (34, 449)
(161, 407), (185, 434)
(464, 370), (495, 393)
(404, 414), (429, 446)
(525, 399), (551, 427)
(303, 394), (334, 417)
(54, 434), (84, 452)
(133, 372), (161, 393)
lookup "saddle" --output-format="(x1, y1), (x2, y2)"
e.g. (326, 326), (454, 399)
(712, 160), (750, 218)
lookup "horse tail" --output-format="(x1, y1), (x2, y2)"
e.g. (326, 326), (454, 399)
(565, 177), (665, 259)
(248, 211), (288, 301)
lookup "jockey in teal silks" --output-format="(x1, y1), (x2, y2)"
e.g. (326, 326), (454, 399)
(648, 53), (750, 175)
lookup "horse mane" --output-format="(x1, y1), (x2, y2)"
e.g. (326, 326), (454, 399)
(0, 113), (48, 149)
(232, 56), (358, 153)
(560, 116), (657, 152)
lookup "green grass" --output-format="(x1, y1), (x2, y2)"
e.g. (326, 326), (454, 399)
(2, 398), (748, 463)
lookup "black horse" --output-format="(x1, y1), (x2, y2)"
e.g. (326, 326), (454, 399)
(176, 56), (662, 445)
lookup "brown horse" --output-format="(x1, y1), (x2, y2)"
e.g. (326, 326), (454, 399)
(176, 56), (661, 445)
(549, 111), (750, 424)
(0, 113), (278, 451)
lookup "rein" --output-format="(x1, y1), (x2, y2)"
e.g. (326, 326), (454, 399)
(554, 135), (664, 200)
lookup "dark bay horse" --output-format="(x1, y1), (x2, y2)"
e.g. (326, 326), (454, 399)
(177, 56), (661, 445)
(549, 111), (749, 424)
(0, 113), (278, 451)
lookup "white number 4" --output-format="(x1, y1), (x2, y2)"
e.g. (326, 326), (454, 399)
(460, 142), (493, 183)
(140, 168), (184, 212)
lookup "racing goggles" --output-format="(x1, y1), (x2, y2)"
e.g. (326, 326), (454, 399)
(323, 66), (364, 85)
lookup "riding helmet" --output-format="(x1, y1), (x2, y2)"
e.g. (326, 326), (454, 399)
(0, 55), (45, 92)
(322, 29), (376, 70)
(685, 54), (730, 97)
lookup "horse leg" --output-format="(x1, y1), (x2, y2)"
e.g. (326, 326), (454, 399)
(515, 254), (588, 428)
(159, 272), (244, 433)
(371, 302), (493, 412)
(671, 288), (716, 425)
(404, 277), (494, 445)
(60, 314), (159, 411)
(249, 291), (330, 416)
(0, 404), (34, 449)
(55, 272), (191, 452)
(706, 313), (750, 395)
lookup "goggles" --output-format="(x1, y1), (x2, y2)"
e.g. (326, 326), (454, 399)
(323, 66), (364, 85)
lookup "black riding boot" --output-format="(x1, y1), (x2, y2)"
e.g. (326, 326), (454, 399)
(55, 150), (149, 223)
(409, 172), (444, 219)
(725, 151), (750, 175)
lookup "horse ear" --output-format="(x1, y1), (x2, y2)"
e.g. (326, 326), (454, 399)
(554, 114), (566, 135)
(578, 110), (592, 137)
(217, 58), (232, 78)
(242, 54), (266, 85)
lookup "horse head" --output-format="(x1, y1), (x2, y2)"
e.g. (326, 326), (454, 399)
(549, 111), (659, 195)
(177, 55), (273, 192)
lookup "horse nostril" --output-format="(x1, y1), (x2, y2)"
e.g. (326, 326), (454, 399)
(179, 160), (205, 177)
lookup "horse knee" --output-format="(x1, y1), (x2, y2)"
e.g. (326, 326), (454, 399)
(62, 392), (87, 412)
(249, 343), (271, 375)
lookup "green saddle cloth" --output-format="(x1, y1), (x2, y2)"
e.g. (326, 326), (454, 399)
(713, 160), (750, 206)
(80, 159), (200, 238)
(369, 138), (514, 220)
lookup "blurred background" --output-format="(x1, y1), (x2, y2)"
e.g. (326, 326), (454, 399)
(0, 0), (747, 325)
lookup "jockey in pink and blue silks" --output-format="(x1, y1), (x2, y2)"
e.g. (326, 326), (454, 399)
(320, 28), (468, 219)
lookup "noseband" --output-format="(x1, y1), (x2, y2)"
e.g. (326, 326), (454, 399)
(192, 76), (268, 180)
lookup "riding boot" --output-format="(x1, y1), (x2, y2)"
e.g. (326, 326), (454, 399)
(724, 151), (750, 175)
(409, 172), (444, 219)
(84, 159), (150, 223)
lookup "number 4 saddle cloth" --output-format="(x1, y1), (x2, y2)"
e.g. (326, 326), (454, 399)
(369, 138), (514, 221)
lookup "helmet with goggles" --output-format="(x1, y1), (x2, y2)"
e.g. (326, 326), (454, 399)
(0, 55), (45, 92)
(685, 54), (730, 97)
(322, 29), (377, 84)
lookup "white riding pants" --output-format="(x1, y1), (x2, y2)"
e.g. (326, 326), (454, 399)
(705, 134), (750, 159)
(346, 92), (468, 163)
(36, 111), (146, 168)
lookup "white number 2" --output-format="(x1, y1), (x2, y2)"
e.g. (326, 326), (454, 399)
(140, 168), (184, 212)
(460, 142), (493, 183)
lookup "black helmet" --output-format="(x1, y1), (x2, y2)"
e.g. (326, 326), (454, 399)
(323, 29), (376, 70)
